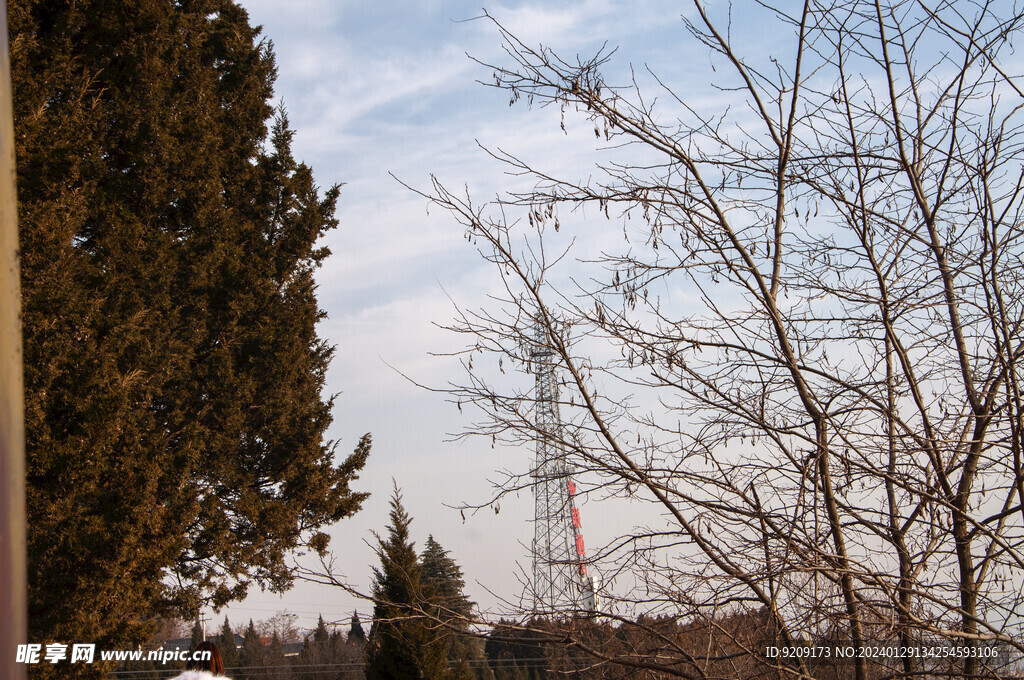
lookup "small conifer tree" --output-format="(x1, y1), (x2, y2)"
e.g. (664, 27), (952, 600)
(190, 621), (204, 651)
(265, 632), (286, 675)
(219, 617), (240, 672)
(241, 620), (265, 679)
(348, 612), (366, 643)
(313, 615), (331, 644)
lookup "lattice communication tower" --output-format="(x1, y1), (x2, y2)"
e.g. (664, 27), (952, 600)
(529, 316), (597, 613)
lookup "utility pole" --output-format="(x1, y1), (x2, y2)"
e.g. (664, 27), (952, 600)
(0, 1), (25, 677)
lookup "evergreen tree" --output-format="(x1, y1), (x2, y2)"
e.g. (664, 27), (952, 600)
(313, 615), (331, 644)
(190, 620), (205, 651)
(297, 623), (364, 680)
(421, 536), (474, 621)
(240, 620), (266, 680)
(297, 617), (325, 680)
(484, 623), (545, 680)
(366, 488), (449, 680)
(9, 0), (371, 666)
(265, 632), (286, 676)
(421, 536), (481, 680)
(348, 612), (366, 643)
(219, 617), (240, 673)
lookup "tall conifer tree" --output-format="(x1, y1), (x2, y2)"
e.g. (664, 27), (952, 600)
(8, 0), (370, 671)
(367, 488), (449, 680)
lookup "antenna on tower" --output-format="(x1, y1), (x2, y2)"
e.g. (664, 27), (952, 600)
(528, 314), (597, 614)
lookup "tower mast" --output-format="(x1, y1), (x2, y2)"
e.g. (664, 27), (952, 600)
(529, 316), (596, 613)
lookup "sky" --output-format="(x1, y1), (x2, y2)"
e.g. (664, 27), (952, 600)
(213, 0), (778, 636)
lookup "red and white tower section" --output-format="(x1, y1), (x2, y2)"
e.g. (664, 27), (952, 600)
(529, 318), (597, 613)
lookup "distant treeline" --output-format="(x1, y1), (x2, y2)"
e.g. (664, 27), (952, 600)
(123, 607), (1023, 680)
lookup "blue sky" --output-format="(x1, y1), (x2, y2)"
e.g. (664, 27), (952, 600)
(216, 0), (780, 634)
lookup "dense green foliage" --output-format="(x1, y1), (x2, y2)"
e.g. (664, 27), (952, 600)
(421, 535), (473, 622)
(9, 0), (369, 665)
(366, 490), (450, 680)
(421, 535), (482, 680)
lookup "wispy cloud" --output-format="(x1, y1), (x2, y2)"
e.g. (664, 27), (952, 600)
(228, 0), (766, 631)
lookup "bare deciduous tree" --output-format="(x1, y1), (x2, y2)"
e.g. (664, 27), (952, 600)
(415, 1), (1024, 678)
